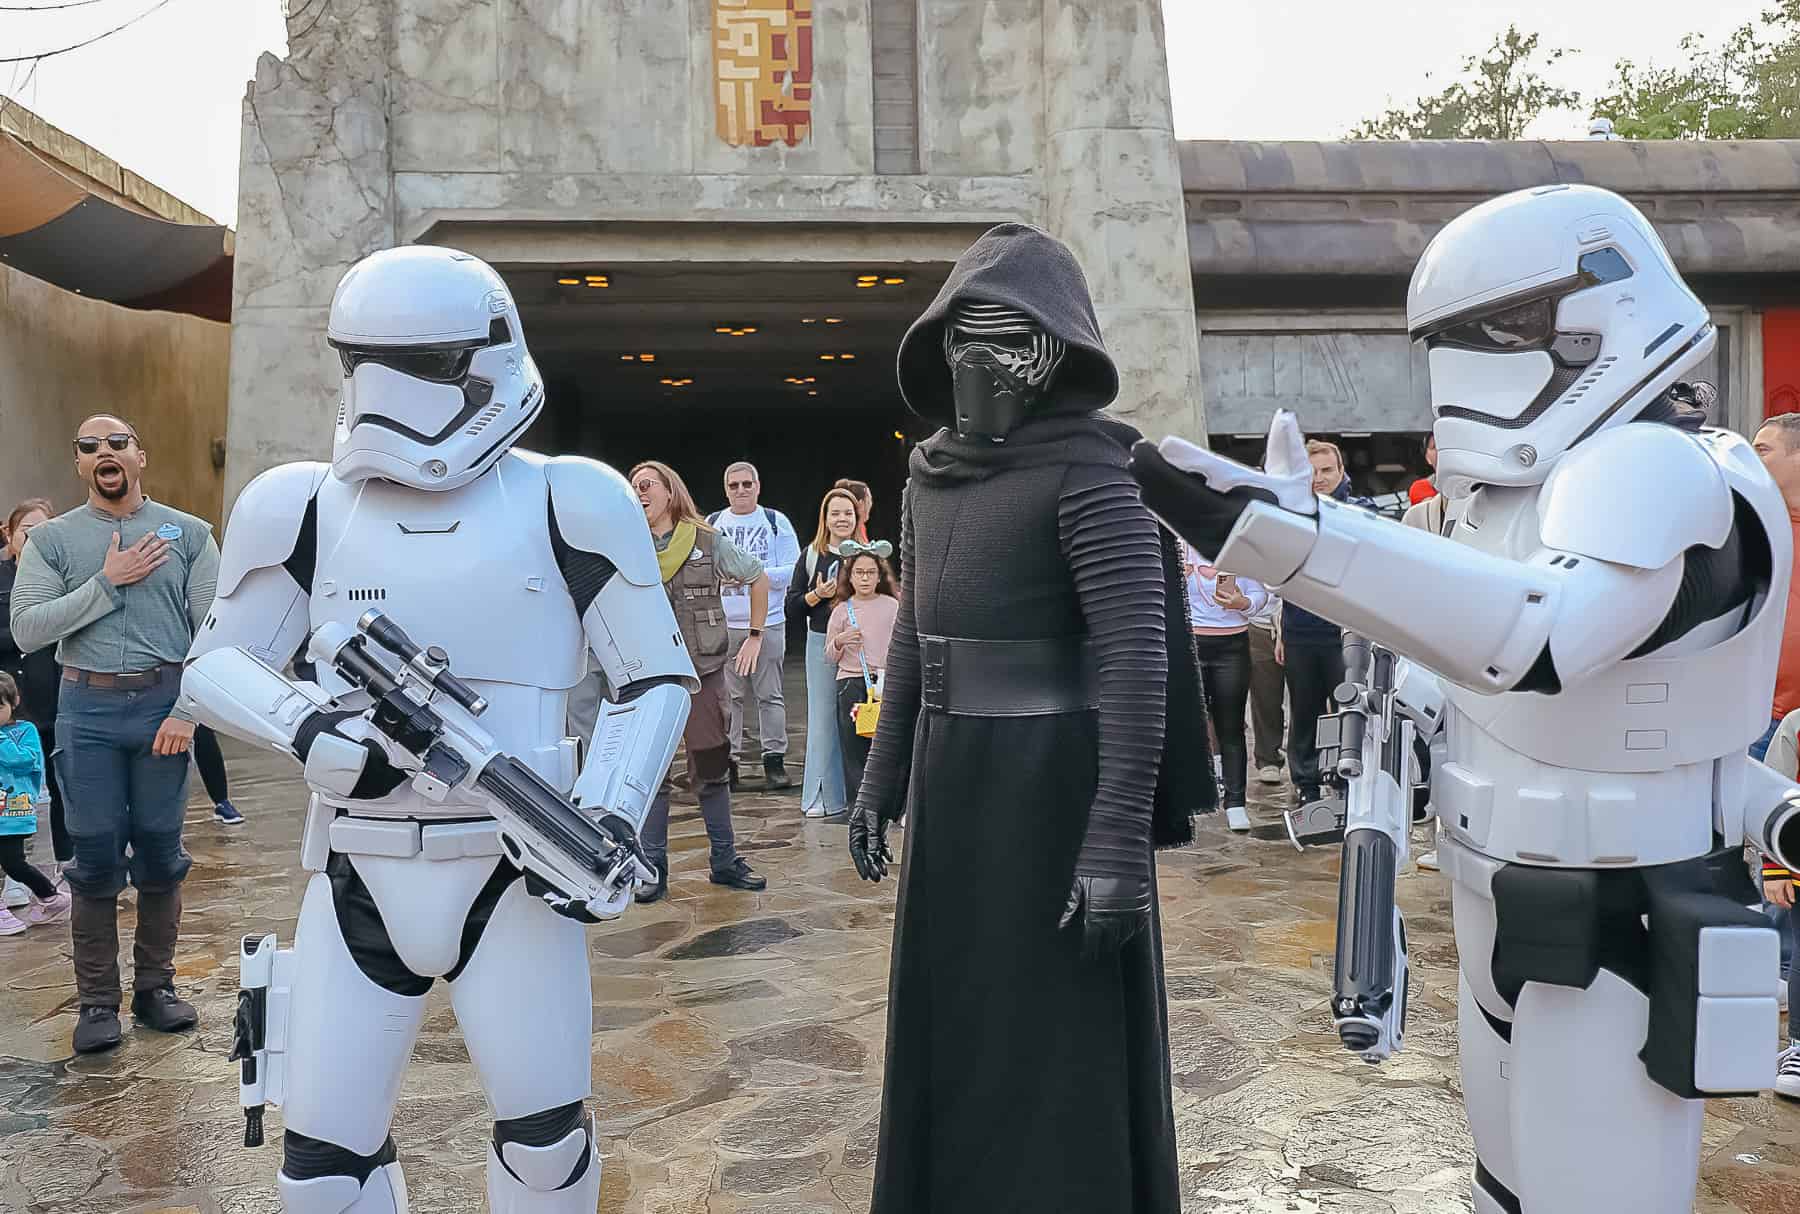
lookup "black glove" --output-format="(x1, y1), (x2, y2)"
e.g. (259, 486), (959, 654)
(1129, 440), (1276, 559)
(848, 802), (892, 882)
(1059, 874), (1152, 961)
(595, 811), (656, 881)
(293, 709), (409, 800)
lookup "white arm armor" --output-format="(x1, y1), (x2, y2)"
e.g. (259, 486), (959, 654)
(180, 647), (374, 801)
(1743, 759), (1800, 873)
(546, 456), (698, 834)
(1219, 427), (1726, 695)
(189, 462), (329, 665)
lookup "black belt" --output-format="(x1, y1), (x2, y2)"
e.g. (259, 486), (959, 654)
(63, 663), (181, 691)
(919, 635), (1098, 718)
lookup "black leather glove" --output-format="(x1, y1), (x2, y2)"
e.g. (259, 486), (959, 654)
(1059, 874), (1153, 961)
(293, 709), (409, 800)
(1129, 440), (1275, 559)
(848, 802), (892, 882)
(595, 811), (656, 880)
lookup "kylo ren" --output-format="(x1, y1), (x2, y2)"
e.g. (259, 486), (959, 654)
(848, 222), (1213, 1214)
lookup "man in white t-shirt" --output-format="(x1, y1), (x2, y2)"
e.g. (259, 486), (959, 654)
(710, 461), (802, 789)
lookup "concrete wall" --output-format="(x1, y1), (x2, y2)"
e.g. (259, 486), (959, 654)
(226, 0), (1207, 504)
(0, 261), (229, 525)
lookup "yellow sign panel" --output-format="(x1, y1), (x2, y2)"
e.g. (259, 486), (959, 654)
(714, 0), (814, 148)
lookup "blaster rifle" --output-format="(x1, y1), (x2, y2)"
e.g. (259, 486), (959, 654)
(1290, 631), (1416, 1062)
(307, 610), (657, 923)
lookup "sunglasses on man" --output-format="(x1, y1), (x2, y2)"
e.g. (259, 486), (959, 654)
(73, 433), (136, 455)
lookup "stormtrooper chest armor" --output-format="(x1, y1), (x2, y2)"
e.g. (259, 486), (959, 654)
(308, 454), (586, 755)
(1433, 431), (1789, 869)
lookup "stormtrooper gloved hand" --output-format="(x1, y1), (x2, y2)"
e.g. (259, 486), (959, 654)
(1130, 410), (1318, 557)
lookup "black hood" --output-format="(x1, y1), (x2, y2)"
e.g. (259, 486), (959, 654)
(897, 223), (1119, 424)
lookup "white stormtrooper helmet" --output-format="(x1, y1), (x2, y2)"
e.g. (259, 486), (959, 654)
(327, 246), (543, 491)
(1408, 183), (1714, 487)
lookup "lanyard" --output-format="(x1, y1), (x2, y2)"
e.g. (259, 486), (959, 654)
(845, 599), (876, 692)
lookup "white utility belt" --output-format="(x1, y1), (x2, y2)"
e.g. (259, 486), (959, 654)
(329, 816), (502, 861)
(300, 796), (503, 871)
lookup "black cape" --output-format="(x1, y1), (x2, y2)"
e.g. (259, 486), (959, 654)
(859, 224), (1212, 1214)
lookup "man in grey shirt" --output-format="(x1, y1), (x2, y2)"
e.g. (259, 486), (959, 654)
(9, 414), (219, 1054)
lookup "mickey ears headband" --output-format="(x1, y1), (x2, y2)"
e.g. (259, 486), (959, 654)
(835, 538), (894, 559)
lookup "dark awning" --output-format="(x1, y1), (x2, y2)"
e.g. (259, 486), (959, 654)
(0, 130), (230, 317)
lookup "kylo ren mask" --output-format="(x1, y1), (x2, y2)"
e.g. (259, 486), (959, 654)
(943, 302), (1066, 441)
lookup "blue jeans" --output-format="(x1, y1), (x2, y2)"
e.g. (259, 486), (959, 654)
(56, 674), (192, 900)
(1752, 717), (1793, 987)
(1751, 717), (1780, 764)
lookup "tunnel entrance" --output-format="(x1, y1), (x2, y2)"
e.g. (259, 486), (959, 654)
(500, 259), (952, 547)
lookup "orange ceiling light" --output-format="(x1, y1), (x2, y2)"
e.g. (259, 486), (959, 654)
(783, 375), (818, 386)
(557, 277), (581, 286)
(819, 352), (854, 361)
(855, 273), (903, 289)
(882, 277), (905, 285)
(658, 377), (694, 387)
(824, 316), (844, 324)
(621, 353), (656, 362)
(713, 324), (759, 337)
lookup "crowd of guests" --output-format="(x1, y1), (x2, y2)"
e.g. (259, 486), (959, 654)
(559, 462), (901, 905)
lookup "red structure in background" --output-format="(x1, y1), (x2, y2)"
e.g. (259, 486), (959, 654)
(1767, 309), (1800, 420)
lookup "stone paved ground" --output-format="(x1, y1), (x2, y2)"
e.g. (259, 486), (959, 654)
(4, 681), (1800, 1212)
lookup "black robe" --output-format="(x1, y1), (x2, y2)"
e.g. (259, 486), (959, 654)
(858, 223), (1213, 1214)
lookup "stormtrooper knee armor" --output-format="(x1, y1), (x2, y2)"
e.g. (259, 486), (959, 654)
(1133, 184), (1794, 1213)
(182, 246), (697, 1211)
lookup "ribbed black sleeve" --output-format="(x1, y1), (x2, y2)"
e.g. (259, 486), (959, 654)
(1058, 466), (1168, 879)
(854, 483), (921, 824)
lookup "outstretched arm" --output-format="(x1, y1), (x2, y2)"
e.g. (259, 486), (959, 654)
(1133, 412), (1713, 697)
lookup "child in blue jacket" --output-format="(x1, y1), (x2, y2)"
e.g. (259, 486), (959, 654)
(0, 672), (68, 933)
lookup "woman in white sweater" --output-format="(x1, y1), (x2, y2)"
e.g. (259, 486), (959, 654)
(1182, 542), (1268, 831)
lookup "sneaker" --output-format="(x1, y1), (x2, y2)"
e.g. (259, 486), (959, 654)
(633, 873), (668, 904)
(1416, 850), (1440, 872)
(801, 804), (835, 820)
(0, 907), (24, 936)
(1778, 1042), (1800, 1100)
(213, 800), (244, 826)
(2, 878), (26, 908)
(73, 1005), (122, 1054)
(1224, 805), (1251, 832)
(130, 985), (199, 1034)
(709, 858), (768, 891)
(1257, 765), (1284, 786)
(24, 890), (70, 926)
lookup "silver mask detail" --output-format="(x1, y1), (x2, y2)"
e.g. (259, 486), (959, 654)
(943, 302), (1066, 441)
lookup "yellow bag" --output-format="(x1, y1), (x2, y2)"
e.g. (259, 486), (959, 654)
(853, 690), (882, 739)
(846, 598), (882, 738)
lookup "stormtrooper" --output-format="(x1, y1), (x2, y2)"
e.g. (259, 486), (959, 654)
(178, 246), (696, 1213)
(1132, 184), (1800, 1213)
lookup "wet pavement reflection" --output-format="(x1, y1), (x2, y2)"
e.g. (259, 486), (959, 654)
(3, 718), (1799, 1212)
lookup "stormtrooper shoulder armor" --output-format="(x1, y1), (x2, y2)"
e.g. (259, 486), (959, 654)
(544, 456), (660, 588)
(1537, 424), (1732, 571)
(215, 462), (331, 596)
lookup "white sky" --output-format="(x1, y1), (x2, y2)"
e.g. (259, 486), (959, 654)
(0, 0), (1776, 228)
